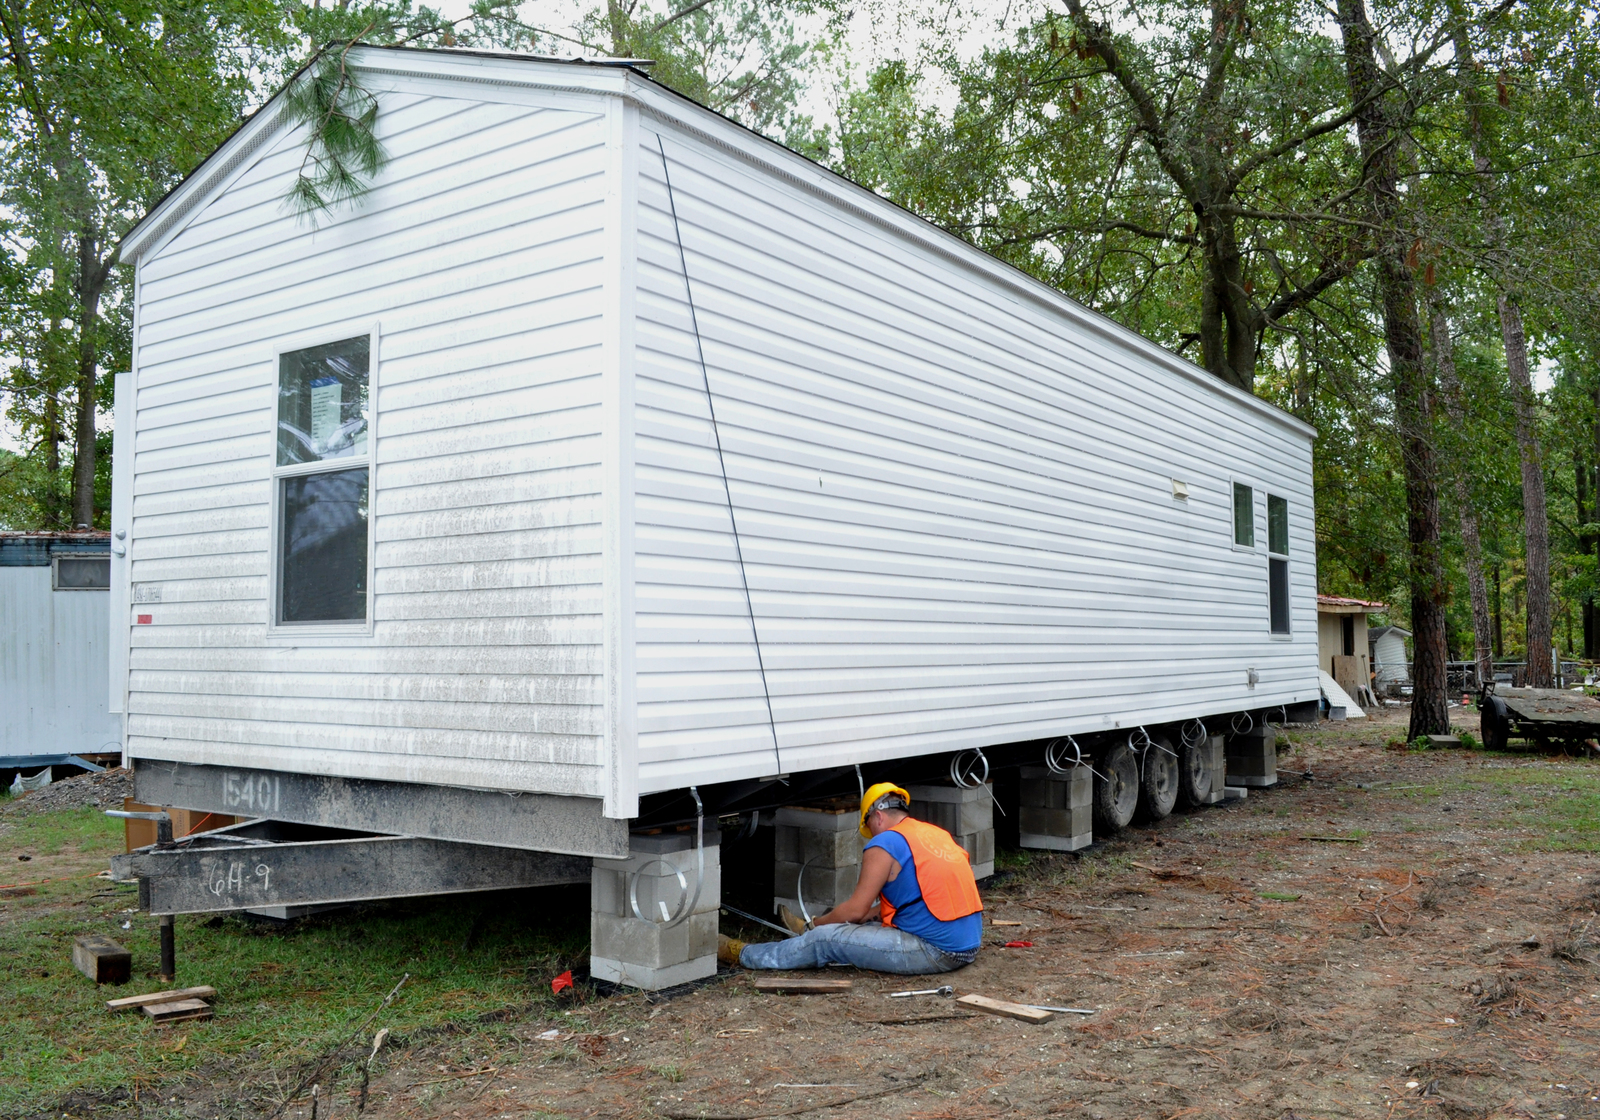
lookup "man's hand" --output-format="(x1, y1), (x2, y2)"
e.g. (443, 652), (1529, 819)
(813, 847), (897, 926)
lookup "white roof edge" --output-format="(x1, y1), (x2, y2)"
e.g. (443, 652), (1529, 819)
(122, 45), (1315, 441)
(121, 93), (294, 262)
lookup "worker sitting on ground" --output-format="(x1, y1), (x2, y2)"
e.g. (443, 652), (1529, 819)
(719, 783), (983, 974)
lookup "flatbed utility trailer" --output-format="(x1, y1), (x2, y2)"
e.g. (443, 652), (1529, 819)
(1479, 684), (1600, 752)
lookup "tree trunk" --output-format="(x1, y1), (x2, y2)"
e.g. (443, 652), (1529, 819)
(1492, 563), (1503, 656)
(1336, 0), (1449, 737)
(1593, 386), (1600, 659)
(1450, 15), (1553, 685)
(1431, 308), (1494, 689)
(70, 229), (110, 529)
(1578, 449), (1595, 658)
(1499, 293), (1552, 683)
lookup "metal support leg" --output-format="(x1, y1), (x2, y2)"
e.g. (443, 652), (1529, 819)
(159, 914), (175, 982)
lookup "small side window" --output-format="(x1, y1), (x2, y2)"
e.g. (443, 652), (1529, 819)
(1232, 482), (1254, 547)
(53, 555), (110, 590)
(1267, 494), (1290, 635)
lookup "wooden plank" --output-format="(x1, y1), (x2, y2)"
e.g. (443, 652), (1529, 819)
(751, 976), (854, 994)
(955, 993), (1055, 1023)
(106, 986), (217, 1012)
(1331, 654), (1365, 702)
(72, 936), (131, 985)
(142, 998), (213, 1024)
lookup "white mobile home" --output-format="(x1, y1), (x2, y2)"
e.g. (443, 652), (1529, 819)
(1, 532), (121, 766)
(114, 46), (1318, 980)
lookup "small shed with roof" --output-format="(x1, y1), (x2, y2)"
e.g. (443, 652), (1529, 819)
(1316, 594), (1385, 701)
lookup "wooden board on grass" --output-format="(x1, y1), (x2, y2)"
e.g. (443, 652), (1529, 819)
(751, 977), (854, 994)
(141, 998), (213, 1024)
(955, 993), (1055, 1023)
(107, 986), (216, 1012)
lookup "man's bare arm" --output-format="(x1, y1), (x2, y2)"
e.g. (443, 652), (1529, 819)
(814, 847), (895, 925)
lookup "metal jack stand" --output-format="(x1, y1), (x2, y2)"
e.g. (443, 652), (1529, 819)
(158, 915), (175, 982)
(107, 809), (177, 981)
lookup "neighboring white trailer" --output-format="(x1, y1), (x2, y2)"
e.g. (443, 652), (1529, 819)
(116, 46), (1318, 850)
(1, 532), (121, 762)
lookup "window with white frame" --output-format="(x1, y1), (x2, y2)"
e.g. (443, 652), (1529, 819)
(274, 336), (371, 625)
(1267, 493), (1290, 635)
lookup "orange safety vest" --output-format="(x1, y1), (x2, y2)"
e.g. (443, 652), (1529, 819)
(878, 817), (984, 928)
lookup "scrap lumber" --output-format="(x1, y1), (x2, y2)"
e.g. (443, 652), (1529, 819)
(751, 976), (853, 994)
(72, 936), (131, 985)
(141, 998), (213, 1025)
(955, 993), (1055, 1023)
(106, 986), (217, 1012)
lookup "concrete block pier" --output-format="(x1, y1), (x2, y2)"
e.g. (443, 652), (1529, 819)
(1017, 764), (1092, 851)
(591, 830), (720, 990)
(906, 782), (995, 880)
(773, 804), (863, 919)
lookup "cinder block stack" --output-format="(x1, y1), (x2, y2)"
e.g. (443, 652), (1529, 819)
(1016, 764), (1092, 851)
(905, 783), (995, 880)
(1198, 734), (1227, 803)
(1224, 726), (1278, 788)
(772, 804), (863, 919)
(591, 829), (721, 990)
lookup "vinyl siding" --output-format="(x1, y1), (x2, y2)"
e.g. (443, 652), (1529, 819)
(126, 89), (612, 796)
(0, 566), (121, 757)
(630, 119), (1319, 793)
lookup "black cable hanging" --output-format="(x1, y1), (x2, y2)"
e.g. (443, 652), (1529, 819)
(655, 133), (784, 779)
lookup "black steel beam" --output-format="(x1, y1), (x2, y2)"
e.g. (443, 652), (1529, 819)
(113, 833), (592, 915)
(132, 760), (628, 858)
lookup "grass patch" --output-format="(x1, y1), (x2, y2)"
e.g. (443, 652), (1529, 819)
(0, 809), (592, 1112)
(0, 805), (126, 860)
(1456, 759), (1600, 852)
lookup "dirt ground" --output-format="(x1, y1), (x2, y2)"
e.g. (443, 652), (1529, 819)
(350, 708), (1599, 1120)
(7, 711), (1598, 1120)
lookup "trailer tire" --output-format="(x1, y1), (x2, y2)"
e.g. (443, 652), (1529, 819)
(1093, 742), (1140, 834)
(1134, 734), (1179, 823)
(1177, 734), (1214, 808)
(1481, 696), (1509, 752)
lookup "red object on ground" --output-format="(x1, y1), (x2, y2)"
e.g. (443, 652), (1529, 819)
(551, 970), (574, 995)
(1002, 940), (1034, 948)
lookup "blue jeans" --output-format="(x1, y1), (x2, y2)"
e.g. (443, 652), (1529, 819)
(739, 922), (977, 975)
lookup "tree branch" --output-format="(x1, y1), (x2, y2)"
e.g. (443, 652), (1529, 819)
(1062, 0), (1199, 204)
(652, 0), (717, 32)
(1260, 252), (1371, 325)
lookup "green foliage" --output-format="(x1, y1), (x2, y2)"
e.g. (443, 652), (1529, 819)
(577, 0), (832, 146)
(0, 0), (291, 528)
(284, 44), (386, 217)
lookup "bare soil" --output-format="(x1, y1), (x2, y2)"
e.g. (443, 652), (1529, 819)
(349, 708), (1599, 1120)
(2, 767), (133, 817)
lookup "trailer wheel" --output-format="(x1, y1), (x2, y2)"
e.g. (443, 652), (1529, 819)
(1093, 742), (1140, 834)
(1177, 734), (1214, 808)
(1481, 696), (1509, 752)
(1134, 734), (1179, 823)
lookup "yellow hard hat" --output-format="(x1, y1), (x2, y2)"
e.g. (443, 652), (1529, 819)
(859, 782), (911, 838)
